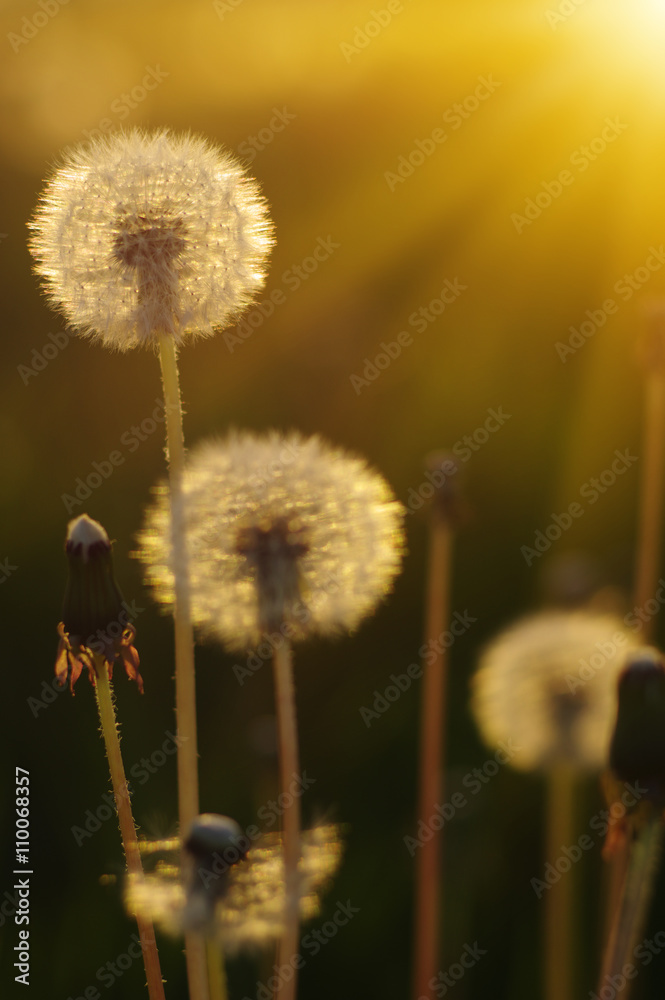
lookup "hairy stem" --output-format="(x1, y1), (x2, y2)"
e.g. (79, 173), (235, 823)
(93, 655), (166, 1000)
(157, 333), (210, 1000)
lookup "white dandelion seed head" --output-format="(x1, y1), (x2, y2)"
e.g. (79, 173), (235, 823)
(28, 128), (274, 350)
(125, 824), (343, 953)
(136, 430), (405, 649)
(470, 610), (640, 773)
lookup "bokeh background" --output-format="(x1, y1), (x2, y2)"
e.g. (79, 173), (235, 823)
(3, 0), (665, 996)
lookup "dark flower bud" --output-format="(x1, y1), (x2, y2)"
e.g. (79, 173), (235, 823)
(609, 648), (665, 800)
(56, 514), (143, 692)
(63, 514), (126, 639)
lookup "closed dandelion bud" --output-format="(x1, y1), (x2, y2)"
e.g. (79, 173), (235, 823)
(609, 648), (665, 799)
(28, 129), (274, 350)
(56, 514), (142, 692)
(471, 611), (639, 772)
(63, 514), (125, 639)
(136, 430), (405, 650)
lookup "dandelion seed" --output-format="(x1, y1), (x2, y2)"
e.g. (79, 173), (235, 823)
(126, 821), (343, 953)
(136, 430), (405, 649)
(471, 610), (639, 772)
(28, 128), (274, 350)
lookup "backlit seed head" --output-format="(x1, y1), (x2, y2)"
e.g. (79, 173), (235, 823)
(126, 823), (343, 950)
(471, 611), (639, 772)
(28, 129), (274, 350)
(136, 430), (405, 649)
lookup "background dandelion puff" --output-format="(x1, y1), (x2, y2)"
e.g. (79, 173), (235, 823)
(126, 824), (343, 954)
(471, 610), (640, 772)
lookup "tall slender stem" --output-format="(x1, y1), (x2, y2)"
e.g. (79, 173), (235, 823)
(634, 308), (665, 640)
(412, 515), (453, 1000)
(544, 765), (576, 1000)
(93, 655), (166, 1000)
(206, 942), (229, 1000)
(157, 333), (210, 1000)
(157, 333), (199, 830)
(598, 818), (663, 998)
(600, 306), (665, 975)
(272, 640), (301, 1000)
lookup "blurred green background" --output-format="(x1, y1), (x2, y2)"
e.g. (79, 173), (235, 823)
(3, 0), (665, 996)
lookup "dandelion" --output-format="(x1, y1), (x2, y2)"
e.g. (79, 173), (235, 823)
(56, 514), (142, 692)
(471, 610), (638, 773)
(28, 128), (274, 350)
(137, 428), (404, 1000)
(126, 819), (343, 954)
(56, 515), (164, 1000)
(30, 130), (276, 999)
(471, 609), (639, 1000)
(136, 430), (405, 649)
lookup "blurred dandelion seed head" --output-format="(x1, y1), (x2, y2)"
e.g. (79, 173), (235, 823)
(126, 823), (343, 952)
(136, 430), (405, 649)
(471, 611), (640, 772)
(28, 128), (274, 350)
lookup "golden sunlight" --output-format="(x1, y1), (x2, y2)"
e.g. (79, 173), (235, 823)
(574, 0), (665, 88)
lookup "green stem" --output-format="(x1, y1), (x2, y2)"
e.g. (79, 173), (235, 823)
(92, 654), (166, 1000)
(157, 333), (211, 1000)
(412, 516), (453, 1000)
(598, 818), (664, 997)
(157, 333), (199, 828)
(206, 941), (229, 1000)
(544, 766), (576, 1000)
(600, 310), (665, 975)
(272, 640), (301, 1000)
(633, 358), (665, 642)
